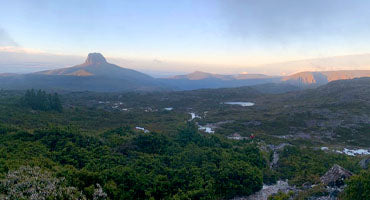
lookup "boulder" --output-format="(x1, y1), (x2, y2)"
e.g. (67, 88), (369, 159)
(359, 157), (370, 169)
(320, 164), (352, 187)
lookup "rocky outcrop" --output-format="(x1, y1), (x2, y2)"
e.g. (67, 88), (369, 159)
(359, 157), (370, 169)
(267, 143), (291, 169)
(231, 181), (293, 200)
(320, 164), (352, 187)
(283, 70), (370, 87)
(85, 52), (108, 65)
(270, 151), (279, 169)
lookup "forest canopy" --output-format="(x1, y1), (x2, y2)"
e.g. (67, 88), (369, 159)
(0, 123), (264, 199)
(22, 89), (62, 112)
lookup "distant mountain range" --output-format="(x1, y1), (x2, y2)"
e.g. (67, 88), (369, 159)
(158, 71), (281, 90)
(169, 71), (272, 80)
(160, 70), (370, 90)
(248, 53), (370, 75)
(282, 70), (370, 86)
(1, 52), (370, 92)
(0, 53), (166, 92)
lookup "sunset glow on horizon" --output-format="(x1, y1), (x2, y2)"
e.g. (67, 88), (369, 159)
(1, 0), (370, 75)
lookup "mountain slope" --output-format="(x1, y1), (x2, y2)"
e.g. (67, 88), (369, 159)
(161, 69), (370, 90)
(160, 71), (281, 90)
(283, 70), (370, 87)
(0, 53), (167, 92)
(36, 53), (155, 80)
(254, 53), (370, 75)
(169, 71), (274, 80)
(294, 77), (370, 104)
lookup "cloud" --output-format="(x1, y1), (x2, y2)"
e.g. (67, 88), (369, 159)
(218, 0), (370, 42)
(0, 28), (18, 46)
(0, 46), (46, 54)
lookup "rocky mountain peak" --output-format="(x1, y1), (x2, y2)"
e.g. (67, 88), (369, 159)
(85, 53), (107, 65)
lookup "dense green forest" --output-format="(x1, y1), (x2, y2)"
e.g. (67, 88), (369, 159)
(0, 123), (264, 199)
(0, 85), (369, 199)
(22, 89), (63, 112)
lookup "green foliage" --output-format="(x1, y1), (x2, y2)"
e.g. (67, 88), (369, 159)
(1, 88), (368, 199)
(263, 168), (278, 185)
(0, 123), (264, 199)
(133, 132), (170, 154)
(294, 185), (328, 200)
(0, 123), (17, 135)
(342, 169), (370, 200)
(268, 191), (293, 200)
(216, 161), (262, 198)
(22, 89), (62, 112)
(276, 146), (360, 186)
(175, 122), (203, 146)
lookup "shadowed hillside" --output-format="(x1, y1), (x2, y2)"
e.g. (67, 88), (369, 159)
(283, 70), (370, 87)
(0, 53), (168, 92)
(159, 71), (281, 90)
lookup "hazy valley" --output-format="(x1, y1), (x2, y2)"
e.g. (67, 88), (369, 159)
(2, 53), (370, 93)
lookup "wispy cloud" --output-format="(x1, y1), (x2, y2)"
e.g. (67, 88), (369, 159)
(0, 46), (46, 54)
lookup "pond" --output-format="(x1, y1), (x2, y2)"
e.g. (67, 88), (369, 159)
(135, 126), (150, 133)
(321, 147), (370, 156)
(189, 112), (201, 121)
(339, 148), (370, 156)
(224, 102), (255, 107)
(198, 125), (214, 134)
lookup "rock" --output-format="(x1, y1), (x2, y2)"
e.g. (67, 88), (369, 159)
(267, 143), (291, 151)
(308, 196), (336, 200)
(93, 183), (108, 200)
(267, 143), (291, 169)
(359, 157), (370, 169)
(231, 180), (292, 200)
(320, 164), (352, 187)
(85, 52), (107, 65)
(270, 151), (279, 169)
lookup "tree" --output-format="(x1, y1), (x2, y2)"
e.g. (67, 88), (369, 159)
(22, 89), (63, 112)
(342, 169), (370, 200)
(216, 161), (263, 198)
(133, 132), (170, 154)
(176, 122), (202, 146)
(51, 93), (63, 112)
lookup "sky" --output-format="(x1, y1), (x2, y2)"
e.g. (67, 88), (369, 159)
(1, 0), (370, 75)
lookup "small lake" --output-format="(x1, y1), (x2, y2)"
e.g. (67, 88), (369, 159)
(224, 102), (255, 107)
(135, 126), (150, 133)
(339, 148), (370, 156)
(189, 112), (201, 121)
(198, 125), (214, 134)
(321, 147), (370, 156)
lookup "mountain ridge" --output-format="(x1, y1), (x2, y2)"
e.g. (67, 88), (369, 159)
(1, 53), (370, 91)
(35, 53), (154, 80)
(283, 70), (370, 86)
(168, 71), (275, 80)
(0, 53), (166, 92)
(160, 69), (370, 90)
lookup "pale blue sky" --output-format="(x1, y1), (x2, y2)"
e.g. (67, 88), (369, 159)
(1, 0), (370, 68)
